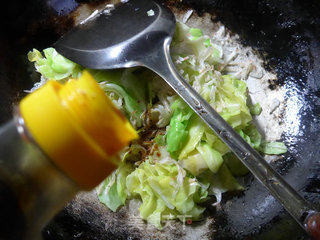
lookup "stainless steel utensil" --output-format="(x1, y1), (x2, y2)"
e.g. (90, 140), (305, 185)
(54, 0), (320, 238)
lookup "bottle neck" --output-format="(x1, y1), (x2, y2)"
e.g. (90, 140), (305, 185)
(0, 117), (79, 240)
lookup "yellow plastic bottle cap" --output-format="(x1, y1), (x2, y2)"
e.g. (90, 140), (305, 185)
(20, 71), (138, 190)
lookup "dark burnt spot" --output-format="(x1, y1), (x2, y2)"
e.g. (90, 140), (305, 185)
(268, 79), (277, 90)
(268, 84), (276, 90)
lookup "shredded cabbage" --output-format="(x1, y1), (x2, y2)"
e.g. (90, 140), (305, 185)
(126, 160), (208, 229)
(94, 69), (148, 128)
(28, 20), (287, 229)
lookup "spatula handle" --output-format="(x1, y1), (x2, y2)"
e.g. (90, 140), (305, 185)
(144, 39), (320, 238)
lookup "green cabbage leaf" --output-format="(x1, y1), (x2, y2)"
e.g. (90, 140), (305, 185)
(166, 99), (193, 157)
(98, 164), (132, 212)
(258, 142), (287, 155)
(28, 48), (82, 80)
(249, 103), (262, 115)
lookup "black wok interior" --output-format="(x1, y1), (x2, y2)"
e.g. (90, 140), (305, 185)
(1, 0), (320, 239)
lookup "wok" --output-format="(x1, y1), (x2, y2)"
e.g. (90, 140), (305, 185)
(0, 0), (319, 239)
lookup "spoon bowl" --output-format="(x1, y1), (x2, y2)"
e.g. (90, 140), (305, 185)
(55, 0), (175, 70)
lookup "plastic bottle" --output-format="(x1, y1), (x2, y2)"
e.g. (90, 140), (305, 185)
(0, 71), (137, 240)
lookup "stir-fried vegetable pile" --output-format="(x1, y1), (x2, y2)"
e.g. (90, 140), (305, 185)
(28, 22), (287, 229)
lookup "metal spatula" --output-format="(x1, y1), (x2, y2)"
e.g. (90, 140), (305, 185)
(54, 0), (320, 238)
